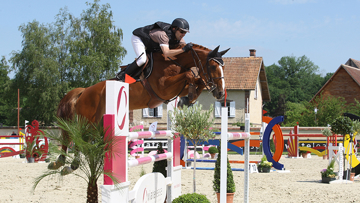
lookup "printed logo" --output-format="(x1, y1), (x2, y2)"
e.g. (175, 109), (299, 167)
(116, 86), (128, 130)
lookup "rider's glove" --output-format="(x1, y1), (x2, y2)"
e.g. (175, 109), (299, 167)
(182, 43), (193, 52)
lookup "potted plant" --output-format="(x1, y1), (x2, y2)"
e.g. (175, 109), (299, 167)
(321, 127), (332, 159)
(170, 103), (216, 193)
(321, 158), (336, 183)
(25, 137), (42, 163)
(213, 143), (235, 203)
(208, 146), (218, 159)
(331, 116), (354, 178)
(257, 155), (272, 173)
(299, 149), (309, 158)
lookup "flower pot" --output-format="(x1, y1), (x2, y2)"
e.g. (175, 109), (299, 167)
(322, 154), (328, 160)
(301, 152), (308, 158)
(216, 192), (234, 203)
(321, 176), (336, 183)
(27, 157), (35, 163)
(211, 153), (216, 159)
(258, 166), (271, 173)
(343, 170), (356, 181)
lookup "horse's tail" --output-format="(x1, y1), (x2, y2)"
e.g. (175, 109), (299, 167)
(57, 88), (86, 120)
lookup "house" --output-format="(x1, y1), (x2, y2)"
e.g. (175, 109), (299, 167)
(130, 49), (271, 130)
(310, 58), (360, 105)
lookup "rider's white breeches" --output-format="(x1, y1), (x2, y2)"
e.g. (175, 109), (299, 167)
(131, 35), (147, 66)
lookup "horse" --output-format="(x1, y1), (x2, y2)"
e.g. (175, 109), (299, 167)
(48, 44), (230, 174)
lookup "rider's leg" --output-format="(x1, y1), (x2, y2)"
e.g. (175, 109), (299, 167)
(116, 35), (147, 81)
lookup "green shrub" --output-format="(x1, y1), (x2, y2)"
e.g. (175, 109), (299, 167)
(213, 143), (236, 193)
(208, 146), (218, 154)
(172, 193), (210, 203)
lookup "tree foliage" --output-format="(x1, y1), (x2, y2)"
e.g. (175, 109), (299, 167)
(2, 0), (126, 126)
(264, 55), (329, 118)
(284, 94), (350, 127)
(0, 57), (11, 125)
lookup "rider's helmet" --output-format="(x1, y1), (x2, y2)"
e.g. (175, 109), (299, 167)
(171, 18), (190, 33)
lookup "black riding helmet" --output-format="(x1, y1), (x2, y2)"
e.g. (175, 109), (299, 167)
(171, 18), (190, 33)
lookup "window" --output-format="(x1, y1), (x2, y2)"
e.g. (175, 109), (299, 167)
(143, 104), (163, 118)
(215, 101), (235, 118)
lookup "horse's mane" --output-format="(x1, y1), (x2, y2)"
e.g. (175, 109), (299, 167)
(172, 43), (211, 52)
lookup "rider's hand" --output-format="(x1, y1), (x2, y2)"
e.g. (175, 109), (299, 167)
(182, 43), (193, 52)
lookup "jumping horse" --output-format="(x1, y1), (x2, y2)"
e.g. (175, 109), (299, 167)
(48, 44), (230, 174)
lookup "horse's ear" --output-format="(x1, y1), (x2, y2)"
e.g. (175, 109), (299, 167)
(209, 46), (220, 57)
(219, 48), (230, 56)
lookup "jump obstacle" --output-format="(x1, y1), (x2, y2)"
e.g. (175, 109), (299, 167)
(101, 81), (181, 203)
(101, 81), (288, 203)
(0, 120), (48, 162)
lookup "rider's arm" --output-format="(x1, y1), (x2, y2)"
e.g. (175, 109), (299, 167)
(160, 44), (185, 58)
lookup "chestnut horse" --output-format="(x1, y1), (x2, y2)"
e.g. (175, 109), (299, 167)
(48, 44), (230, 173)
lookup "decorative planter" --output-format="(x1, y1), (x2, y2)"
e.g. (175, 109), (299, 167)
(258, 166), (271, 173)
(322, 154), (328, 160)
(216, 192), (234, 203)
(350, 173), (355, 181)
(321, 176), (336, 183)
(343, 171), (356, 181)
(211, 153), (216, 159)
(301, 152), (308, 158)
(27, 157), (35, 163)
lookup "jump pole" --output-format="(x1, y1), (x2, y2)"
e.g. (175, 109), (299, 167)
(220, 107), (250, 203)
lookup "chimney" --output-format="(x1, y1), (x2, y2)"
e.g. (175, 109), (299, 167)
(249, 49), (256, 57)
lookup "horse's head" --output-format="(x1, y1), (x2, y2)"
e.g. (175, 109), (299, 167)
(203, 46), (230, 99)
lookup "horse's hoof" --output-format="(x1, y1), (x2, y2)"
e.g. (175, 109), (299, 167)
(177, 96), (190, 107)
(48, 161), (64, 170)
(60, 166), (73, 176)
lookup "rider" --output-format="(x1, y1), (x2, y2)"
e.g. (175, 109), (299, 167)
(116, 18), (194, 81)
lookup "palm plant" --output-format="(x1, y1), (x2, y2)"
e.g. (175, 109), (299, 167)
(32, 115), (120, 203)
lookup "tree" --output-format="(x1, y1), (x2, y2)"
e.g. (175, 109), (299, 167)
(66, 1), (126, 88)
(285, 94), (350, 127)
(170, 103), (216, 193)
(264, 55), (327, 117)
(33, 115), (119, 203)
(0, 56), (11, 125)
(8, 1), (126, 125)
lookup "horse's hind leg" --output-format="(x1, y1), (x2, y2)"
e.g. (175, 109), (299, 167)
(48, 130), (69, 170)
(60, 147), (80, 176)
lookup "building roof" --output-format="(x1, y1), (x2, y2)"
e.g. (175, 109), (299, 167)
(310, 64), (360, 102)
(345, 58), (360, 69)
(223, 56), (271, 102)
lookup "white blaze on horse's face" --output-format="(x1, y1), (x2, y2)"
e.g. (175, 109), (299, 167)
(219, 65), (225, 91)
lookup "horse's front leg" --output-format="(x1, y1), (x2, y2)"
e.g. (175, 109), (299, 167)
(189, 78), (206, 103)
(161, 70), (197, 100)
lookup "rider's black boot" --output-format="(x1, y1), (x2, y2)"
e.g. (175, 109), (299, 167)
(116, 61), (141, 81)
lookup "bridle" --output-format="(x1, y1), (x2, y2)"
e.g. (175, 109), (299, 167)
(164, 47), (224, 103)
(189, 48), (225, 93)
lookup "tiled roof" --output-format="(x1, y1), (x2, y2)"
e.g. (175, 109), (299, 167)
(343, 65), (360, 85)
(224, 57), (270, 101)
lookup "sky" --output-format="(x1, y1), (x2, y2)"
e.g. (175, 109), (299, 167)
(1, 0), (360, 78)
